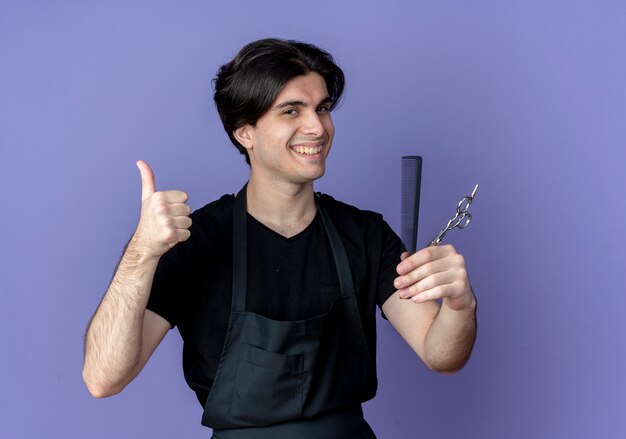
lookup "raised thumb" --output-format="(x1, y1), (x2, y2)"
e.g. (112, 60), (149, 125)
(136, 160), (156, 201)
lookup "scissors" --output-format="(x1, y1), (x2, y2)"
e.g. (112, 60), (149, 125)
(429, 184), (479, 246)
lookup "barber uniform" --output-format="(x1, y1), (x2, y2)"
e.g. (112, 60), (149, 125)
(203, 185), (377, 438)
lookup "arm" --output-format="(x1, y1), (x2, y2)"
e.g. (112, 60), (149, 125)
(82, 239), (169, 397)
(382, 244), (476, 373)
(82, 160), (192, 397)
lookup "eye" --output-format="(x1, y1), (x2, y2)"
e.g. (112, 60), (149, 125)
(316, 105), (330, 113)
(283, 108), (298, 115)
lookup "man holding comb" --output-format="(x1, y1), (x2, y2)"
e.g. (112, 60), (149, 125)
(83, 38), (477, 438)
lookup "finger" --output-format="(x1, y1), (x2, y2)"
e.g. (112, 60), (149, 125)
(394, 257), (450, 290)
(396, 244), (456, 275)
(168, 203), (192, 217)
(176, 229), (191, 242)
(171, 216), (192, 229)
(162, 190), (189, 204)
(411, 282), (454, 303)
(400, 251), (410, 261)
(136, 160), (156, 202)
(398, 270), (457, 299)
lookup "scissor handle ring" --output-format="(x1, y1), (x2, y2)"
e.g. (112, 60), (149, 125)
(458, 213), (472, 229)
(449, 212), (472, 229)
(457, 196), (473, 213)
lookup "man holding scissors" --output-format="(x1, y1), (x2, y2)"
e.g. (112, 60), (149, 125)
(82, 38), (477, 438)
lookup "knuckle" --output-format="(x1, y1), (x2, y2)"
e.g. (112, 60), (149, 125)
(416, 279), (428, 293)
(452, 253), (465, 266)
(452, 280), (465, 295)
(424, 247), (435, 260)
(154, 204), (167, 215)
(421, 261), (433, 275)
(438, 244), (452, 255)
(404, 271), (417, 284)
(163, 229), (176, 242)
(457, 279), (466, 290)
(458, 266), (468, 279)
(424, 276), (437, 290)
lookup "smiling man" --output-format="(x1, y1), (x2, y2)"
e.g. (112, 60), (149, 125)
(82, 39), (477, 438)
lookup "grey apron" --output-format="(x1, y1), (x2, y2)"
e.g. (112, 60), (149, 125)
(204, 185), (377, 438)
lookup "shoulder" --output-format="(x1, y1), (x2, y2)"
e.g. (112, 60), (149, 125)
(192, 193), (235, 216)
(316, 193), (398, 250)
(317, 193), (401, 246)
(317, 193), (385, 228)
(191, 193), (235, 227)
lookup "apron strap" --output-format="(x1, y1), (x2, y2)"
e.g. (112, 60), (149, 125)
(317, 194), (355, 296)
(232, 184), (248, 312)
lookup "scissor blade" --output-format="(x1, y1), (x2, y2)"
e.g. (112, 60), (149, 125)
(470, 184), (479, 198)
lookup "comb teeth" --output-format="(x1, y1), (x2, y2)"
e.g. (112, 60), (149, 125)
(401, 156), (423, 253)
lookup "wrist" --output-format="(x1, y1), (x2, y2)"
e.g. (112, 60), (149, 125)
(442, 290), (477, 314)
(128, 231), (162, 264)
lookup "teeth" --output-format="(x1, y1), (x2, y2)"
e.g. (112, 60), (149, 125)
(292, 145), (322, 155)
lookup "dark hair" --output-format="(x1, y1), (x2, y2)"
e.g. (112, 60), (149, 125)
(213, 38), (345, 164)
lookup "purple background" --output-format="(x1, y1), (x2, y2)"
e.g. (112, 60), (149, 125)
(2, 1), (625, 438)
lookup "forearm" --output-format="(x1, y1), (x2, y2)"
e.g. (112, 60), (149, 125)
(82, 234), (159, 397)
(423, 296), (477, 373)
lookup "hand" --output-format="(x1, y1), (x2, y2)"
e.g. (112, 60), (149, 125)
(133, 160), (192, 259)
(393, 244), (475, 311)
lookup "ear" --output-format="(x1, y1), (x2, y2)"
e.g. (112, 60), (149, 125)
(233, 125), (254, 151)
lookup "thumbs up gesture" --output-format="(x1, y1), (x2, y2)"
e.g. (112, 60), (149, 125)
(133, 160), (192, 259)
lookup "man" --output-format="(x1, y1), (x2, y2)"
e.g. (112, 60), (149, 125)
(83, 38), (476, 438)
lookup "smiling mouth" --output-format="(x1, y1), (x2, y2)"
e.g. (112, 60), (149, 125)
(290, 144), (323, 156)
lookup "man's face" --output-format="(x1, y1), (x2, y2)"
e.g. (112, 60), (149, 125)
(239, 72), (335, 185)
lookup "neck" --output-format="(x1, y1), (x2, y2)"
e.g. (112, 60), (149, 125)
(246, 173), (318, 237)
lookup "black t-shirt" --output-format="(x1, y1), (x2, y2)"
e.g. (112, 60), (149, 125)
(147, 193), (404, 405)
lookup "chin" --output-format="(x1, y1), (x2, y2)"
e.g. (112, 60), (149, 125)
(306, 166), (326, 182)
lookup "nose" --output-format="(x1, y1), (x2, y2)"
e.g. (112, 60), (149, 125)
(301, 110), (325, 137)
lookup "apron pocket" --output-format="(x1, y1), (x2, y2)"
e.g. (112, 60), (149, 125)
(232, 343), (304, 425)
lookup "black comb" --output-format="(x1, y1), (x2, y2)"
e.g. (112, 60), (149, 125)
(401, 156), (423, 253)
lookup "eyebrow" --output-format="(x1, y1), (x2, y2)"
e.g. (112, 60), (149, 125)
(273, 96), (332, 110)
